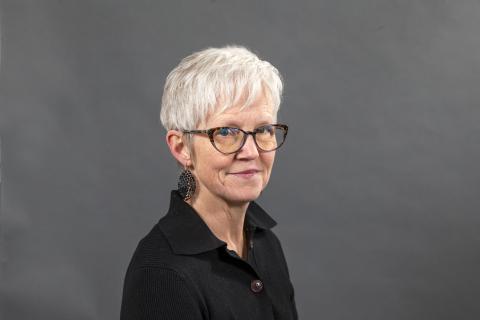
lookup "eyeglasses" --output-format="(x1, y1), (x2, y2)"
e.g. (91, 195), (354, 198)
(182, 124), (288, 155)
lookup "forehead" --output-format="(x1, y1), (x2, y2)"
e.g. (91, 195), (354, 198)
(206, 93), (276, 126)
(220, 103), (274, 118)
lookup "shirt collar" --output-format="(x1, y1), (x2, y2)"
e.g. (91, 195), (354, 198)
(158, 190), (277, 255)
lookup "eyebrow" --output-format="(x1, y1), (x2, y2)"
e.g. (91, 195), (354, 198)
(219, 120), (273, 128)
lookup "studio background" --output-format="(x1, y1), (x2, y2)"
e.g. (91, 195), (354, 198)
(1, 1), (480, 319)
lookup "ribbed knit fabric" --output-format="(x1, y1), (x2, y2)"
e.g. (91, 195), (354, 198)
(121, 267), (204, 319)
(120, 190), (298, 320)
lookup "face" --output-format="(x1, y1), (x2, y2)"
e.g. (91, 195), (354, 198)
(189, 92), (276, 206)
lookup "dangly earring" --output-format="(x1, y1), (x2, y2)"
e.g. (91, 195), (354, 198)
(177, 165), (196, 200)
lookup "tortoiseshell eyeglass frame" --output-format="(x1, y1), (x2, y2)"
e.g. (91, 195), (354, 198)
(182, 124), (288, 155)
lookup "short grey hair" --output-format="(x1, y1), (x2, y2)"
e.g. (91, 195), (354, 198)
(160, 45), (283, 131)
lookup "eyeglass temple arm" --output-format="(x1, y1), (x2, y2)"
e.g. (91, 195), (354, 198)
(182, 129), (209, 134)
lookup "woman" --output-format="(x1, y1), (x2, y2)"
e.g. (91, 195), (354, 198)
(120, 46), (297, 320)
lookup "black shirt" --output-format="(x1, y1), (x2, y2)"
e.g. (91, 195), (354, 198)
(120, 190), (298, 320)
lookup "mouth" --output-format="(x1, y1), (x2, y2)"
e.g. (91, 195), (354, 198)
(232, 169), (259, 174)
(229, 169), (260, 178)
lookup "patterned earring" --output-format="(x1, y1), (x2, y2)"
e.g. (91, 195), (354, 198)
(177, 167), (196, 200)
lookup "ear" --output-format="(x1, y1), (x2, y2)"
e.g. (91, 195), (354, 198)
(166, 130), (191, 167)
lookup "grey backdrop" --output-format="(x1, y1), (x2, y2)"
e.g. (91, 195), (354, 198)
(1, 1), (480, 319)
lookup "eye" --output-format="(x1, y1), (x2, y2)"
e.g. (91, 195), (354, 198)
(216, 127), (240, 137)
(218, 128), (230, 136)
(256, 125), (274, 135)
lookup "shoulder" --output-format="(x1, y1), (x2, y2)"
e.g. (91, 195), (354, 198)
(125, 222), (191, 272)
(121, 224), (208, 319)
(120, 264), (207, 319)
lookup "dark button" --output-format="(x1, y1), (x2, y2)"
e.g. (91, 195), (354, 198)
(226, 249), (241, 260)
(250, 279), (264, 293)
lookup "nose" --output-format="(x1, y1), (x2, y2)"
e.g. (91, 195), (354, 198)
(237, 134), (259, 159)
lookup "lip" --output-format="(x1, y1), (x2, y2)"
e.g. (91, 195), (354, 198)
(229, 170), (260, 179)
(229, 169), (260, 174)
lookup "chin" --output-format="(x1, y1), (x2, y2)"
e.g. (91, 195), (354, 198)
(223, 186), (263, 204)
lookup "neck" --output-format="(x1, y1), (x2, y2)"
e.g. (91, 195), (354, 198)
(187, 189), (249, 258)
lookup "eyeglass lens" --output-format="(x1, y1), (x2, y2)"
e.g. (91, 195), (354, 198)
(212, 125), (286, 153)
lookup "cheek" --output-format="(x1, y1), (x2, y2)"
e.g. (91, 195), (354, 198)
(199, 156), (223, 176)
(193, 145), (231, 183)
(262, 153), (276, 180)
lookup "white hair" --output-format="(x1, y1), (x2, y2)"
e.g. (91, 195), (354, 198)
(160, 45), (283, 131)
